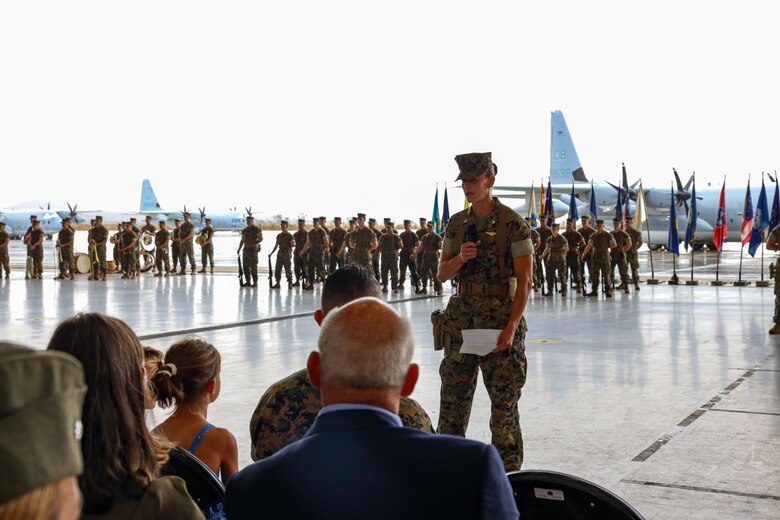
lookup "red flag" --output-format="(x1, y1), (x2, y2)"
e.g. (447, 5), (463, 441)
(713, 181), (727, 252)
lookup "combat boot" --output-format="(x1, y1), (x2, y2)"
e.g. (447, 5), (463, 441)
(561, 289), (567, 297)
(634, 282), (640, 291)
(586, 290), (598, 297)
(54, 275), (62, 280)
(191, 270), (197, 275)
(575, 283), (581, 292)
(178, 269), (186, 275)
(288, 281), (293, 289)
(392, 287), (399, 294)
(291, 281), (300, 287)
(606, 291), (613, 298)
(272, 282), (280, 289)
(419, 288), (428, 294)
(210, 266), (214, 273)
(624, 285), (630, 294)
(398, 282), (404, 289)
(198, 268), (206, 273)
(304, 284), (314, 291)
(164, 271), (170, 277)
(154, 272), (162, 277)
(769, 323), (780, 335)
(382, 285), (388, 293)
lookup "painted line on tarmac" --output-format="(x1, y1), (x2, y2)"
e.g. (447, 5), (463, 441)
(631, 354), (774, 463)
(620, 479), (780, 501)
(137, 294), (441, 341)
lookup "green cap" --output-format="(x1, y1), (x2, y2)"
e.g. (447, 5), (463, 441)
(0, 343), (86, 503)
(454, 152), (495, 181)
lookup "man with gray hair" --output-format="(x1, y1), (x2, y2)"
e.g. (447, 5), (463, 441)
(226, 297), (519, 519)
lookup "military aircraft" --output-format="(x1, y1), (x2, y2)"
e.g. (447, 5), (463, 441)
(0, 202), (73, 238)
(494, 110), (768, 249)
(139, 179), (250, 231)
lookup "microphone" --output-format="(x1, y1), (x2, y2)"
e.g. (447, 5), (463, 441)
(465, 224), (477, 275)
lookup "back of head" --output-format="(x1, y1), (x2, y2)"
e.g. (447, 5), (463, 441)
(318, 297), (414, 389)
(0, 343), (86, 520)
(151, 336), (221, 409)
(46, 313), (161, 514)
(321, 265), (382, 315)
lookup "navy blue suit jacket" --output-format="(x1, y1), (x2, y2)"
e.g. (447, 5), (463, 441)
(226, 408), (519, 519)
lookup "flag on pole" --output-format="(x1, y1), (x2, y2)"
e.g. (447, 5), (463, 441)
(667, 185), (679, 255)
(615, 184), (624, 223)
(740, 178), (753, 246)
(622, 163), (631, 220)
(635, 181), (647, 235)
(539, 181), (546, 222)
(431, 185), (440, 234)
(588, 180), (598, 226)
(684, 175), (697, 251)
(568, 181), (579, 220)
(748, 179), (769, 256)
(529, 181), (538, 227)
(442, 185), (450, 223)
(712, 179), (727, 253)
(545, 180), (554, 226)
(769, 177), (779, 232)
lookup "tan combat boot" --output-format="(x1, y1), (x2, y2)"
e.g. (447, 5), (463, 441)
(769, 323), (780, 335)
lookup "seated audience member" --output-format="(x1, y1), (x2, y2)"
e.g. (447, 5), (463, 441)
(226, 298), (520, 520)
(143, 346), (164, 410)
(47, 313), (202, 520)
(249, 265), (434, 461)
(151, 337), (238, 485)
(0, 343), (86, 520)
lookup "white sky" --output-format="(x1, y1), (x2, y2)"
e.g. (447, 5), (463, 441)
(1, 1), (778, 221)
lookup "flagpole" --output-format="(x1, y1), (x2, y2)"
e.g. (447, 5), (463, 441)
(670, 254), (678, 284)
(715, 250), (721, 284)
(757, 229), (770, 287)
(712, 175), (727, 287)
(639, 180), (659, 284)
(736, 244), (746, 285)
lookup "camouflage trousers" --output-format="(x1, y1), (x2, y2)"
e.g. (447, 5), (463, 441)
(399, 251), (419, 286)
(352, 250), (373, 273)
(611, 252), (629, 287)
(0, 250), (8, 275)
(171, 245), (180, 270)
(372, 252), (380, 281)
(420, 253), (442, 291)
(95, 245), (107, 274)
(774, 280), (780, 323)
(590, 253), (612, 293)
(306, 249), (326, 283)
(329, 246), (344, 274)
(113, 244), (122, 272)
(381, 254), (399, 288)
(566, 252), (581, 286)
(31, 248), (43, 275)
(627, 251), (640, 283)
(179, 241), (196, 271)
(546, 256), (567, 293)
(155, 248), (170, 273)
(275, 252), (292, 283)
(294, 251), (305, 282)
(201, 244), (214, 268)
(58, 247), (74, 276)
(243, 248), (258, 283)
(123, 249), (137, 273)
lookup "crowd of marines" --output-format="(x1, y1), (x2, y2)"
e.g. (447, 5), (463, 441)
(0, 211), (650, 296)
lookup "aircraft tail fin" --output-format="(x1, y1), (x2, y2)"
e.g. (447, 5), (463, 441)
(140, 179), (162, 212)
(550, 110), (588, 184)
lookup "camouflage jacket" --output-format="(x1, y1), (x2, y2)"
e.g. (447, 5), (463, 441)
(546, 234), (568, 261)
(275, 230), (294, 256)
(400, 230), (420, 253)
(611, 229), (631, 257)
(563, 229), (584, 254)
(378, 232), (402, 256)
(249, 369), (435, 461)
(626, 227), (642, 254)
(293, 229), (308, 250)
(589, 230), (616, 258)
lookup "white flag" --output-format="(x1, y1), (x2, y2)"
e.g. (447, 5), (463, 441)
(635, 181), (648, 235)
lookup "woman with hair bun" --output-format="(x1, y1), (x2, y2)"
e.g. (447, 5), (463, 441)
(152, 336), (238, 484)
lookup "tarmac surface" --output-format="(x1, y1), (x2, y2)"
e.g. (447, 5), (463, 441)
(1, 247), (778, 519)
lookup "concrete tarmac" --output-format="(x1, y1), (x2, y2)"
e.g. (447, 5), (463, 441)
(0, 265), (778, 519)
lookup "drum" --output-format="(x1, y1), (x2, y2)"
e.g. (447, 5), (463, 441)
(74, 253), (91, 274)
(141, 234), (155, 252)
(107, 260), (116, 272)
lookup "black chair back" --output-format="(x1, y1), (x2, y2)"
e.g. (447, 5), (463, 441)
(507, 470), (645, 520)
(160, 446), (225, 512)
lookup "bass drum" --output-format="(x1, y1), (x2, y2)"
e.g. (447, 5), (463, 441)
(74, 253), (91, 274)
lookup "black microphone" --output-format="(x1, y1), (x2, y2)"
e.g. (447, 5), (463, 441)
(465, 224), (477, 275)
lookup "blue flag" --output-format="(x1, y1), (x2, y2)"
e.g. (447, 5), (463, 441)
(684, 176), (697, 251)
(431, 185), (440, 233)
(770, 179), (780, 232)
(588, 180), (598, 226)
(545, 180), (554, 226)
(667, 185), (679, 255)
(748, 179), (769, 256)
(442, 185), (450, 223)
(568, 182), (579, 220)
(615, 183), (623, 222)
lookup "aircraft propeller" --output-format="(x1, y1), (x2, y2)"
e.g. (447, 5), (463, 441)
(245, 206), (253, 217)
(198, 207), (207, 222)
(66, 203), (80, 224)
(673, 168), (702, 215)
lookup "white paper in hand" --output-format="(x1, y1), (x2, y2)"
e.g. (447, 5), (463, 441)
(459, 329), (501, 356)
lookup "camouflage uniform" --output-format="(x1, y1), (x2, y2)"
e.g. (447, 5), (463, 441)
(155, 227), (171, 274)
(370, 225), (382, 280)
(611, 227), (632, 290)
(626, 226), (642, 285)
(342, 230), (354, 265)
(274, 230), (294, 284)
(579, 222), (596, 281)
(178, 220), (196, 272)
(121, 229), (137, 276)
(306, 227), (328, 284)
(241, 225), (263, 284)
(171, 224), (181, 272)
(378, 231), (402, 291)
(92, 223), (109, 277)
(439, 198), (533, 471)
(28, 228), (45, 278)
(56, 227), (75, 278)
(350, 227), (377, 271)
(328, 225), (347, 274)
(545, 233), (568, 295)
(0, 228), (9, 277)
(399, 228), (420, 288)
(770, 226), (780, 326)
(419, 231), (443, 293)
(588, 229), (616, 295)
(529, 227), (541, 290)
(111, 227), (123, 273)
(249, 369), (434, 461)
(563, 227), (584, 289)
(199, 224), (214, 270)
(293, 226), (308, 285)
(536, 224), (552, 283)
